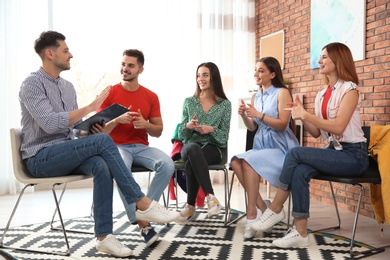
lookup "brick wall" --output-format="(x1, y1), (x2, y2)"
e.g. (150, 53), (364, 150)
(255, 0), (390, 219)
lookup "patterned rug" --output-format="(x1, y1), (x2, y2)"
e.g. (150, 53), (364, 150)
(0, 209), (379, 260)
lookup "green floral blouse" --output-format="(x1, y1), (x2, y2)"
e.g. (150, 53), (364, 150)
(178, 96), (231, 148)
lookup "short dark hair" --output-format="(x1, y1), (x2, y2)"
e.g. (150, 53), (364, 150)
(122, 49), (145, 67)
(34, 31), (66, 55)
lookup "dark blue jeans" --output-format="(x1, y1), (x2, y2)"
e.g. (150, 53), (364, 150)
(278, 142), (369, 218)
(25, 133), (145, 237)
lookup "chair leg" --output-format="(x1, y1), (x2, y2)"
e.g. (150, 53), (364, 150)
(50, 183), (94, 235)
(0, 184), (71, 256)
(0, 184), (32, 247)
(286, 193), (293, 231)
(312, 181), (341, 232)
(50, 183), (68, 227)
(166, 170), (179, 211)
(347, 184), (389, 258)
(223, 168), (229, 226)
(310, 182), (388, 258)
(162, 192), (167, 208)
(224, 172), (247, 226)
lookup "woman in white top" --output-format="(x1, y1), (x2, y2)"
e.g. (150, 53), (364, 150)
(251, 42), (369, 248)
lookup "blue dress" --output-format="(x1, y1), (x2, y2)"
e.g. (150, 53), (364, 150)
(233, 86), (299, 187)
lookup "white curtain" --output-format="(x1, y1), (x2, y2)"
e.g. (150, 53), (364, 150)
(1, 0), (50, 195)
(0, 0), (255, 194)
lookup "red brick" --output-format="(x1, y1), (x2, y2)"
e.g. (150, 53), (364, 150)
(255, 0), (389, 221)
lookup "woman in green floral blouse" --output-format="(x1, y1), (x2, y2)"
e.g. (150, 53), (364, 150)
(175, 62), (232, 225)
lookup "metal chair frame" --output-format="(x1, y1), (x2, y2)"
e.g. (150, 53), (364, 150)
(0, 128), (93, 256)
(170, 146), (232, 226)
(287, 126), (390, 258)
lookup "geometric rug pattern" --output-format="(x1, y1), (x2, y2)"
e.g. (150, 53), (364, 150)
(0, 209), (376, 259)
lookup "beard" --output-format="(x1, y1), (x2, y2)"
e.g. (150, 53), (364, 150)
(122, 74), (137, 82)
(55, 61), (70, 71)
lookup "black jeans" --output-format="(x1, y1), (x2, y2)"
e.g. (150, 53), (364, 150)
(181, 143), (222, 205)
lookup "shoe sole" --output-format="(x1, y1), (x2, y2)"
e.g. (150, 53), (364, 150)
(272, 240), (309, 248)
(243, 231), (256, 239)
(207, 205), (221, 218)
(96, 248), (133, 257)
(175, 213), (195, 225)
(145, 233), (160, 247)
(136, 212), (181, 224)
(264, 226), (273, 233)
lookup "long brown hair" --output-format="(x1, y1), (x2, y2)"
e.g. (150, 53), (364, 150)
(258, 57), (296, 134)
(322, 42), (359, 85)
(194, 62), (228, 101)
(258, 57), (287, 89)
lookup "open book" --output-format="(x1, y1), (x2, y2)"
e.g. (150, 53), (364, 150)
(74, 103), (129, 131)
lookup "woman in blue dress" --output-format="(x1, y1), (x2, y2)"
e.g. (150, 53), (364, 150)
(230, 57), (299, 239)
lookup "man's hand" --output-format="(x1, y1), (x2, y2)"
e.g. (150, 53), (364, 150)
(113, 105), (133, 124)
(89, 85), (111, 112)
(90, 121), (106, 134)
(131, 109), (148, 129)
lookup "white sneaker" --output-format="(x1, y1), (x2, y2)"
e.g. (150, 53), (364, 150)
(135, 200), (180, 224)
(251, 208), (285, 231)
(272, 226), (309, 248)
(244, 200), (274, 238)
(244, 218), (257, 239)
(263, 200), (273, 233)
(96, 234), (132, 257)
(206, 194), (221, 218)
(175, 204), (196, 225)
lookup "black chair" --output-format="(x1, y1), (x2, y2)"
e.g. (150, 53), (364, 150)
(226, 130), (255, 226)
(131, 166), (168, 208)
(172, 146), (231, 226)
(288, 126), (389, 258)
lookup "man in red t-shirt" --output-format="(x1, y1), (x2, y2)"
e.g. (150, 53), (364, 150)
(92, 49), (174, 247)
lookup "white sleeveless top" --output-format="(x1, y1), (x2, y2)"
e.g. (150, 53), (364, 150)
(314, 79), (366, 150)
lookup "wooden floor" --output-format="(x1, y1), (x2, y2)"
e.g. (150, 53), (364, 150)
(0, 182), (389, 259)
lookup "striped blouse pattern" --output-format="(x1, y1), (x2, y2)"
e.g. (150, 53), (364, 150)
(19, 67), (78, 159)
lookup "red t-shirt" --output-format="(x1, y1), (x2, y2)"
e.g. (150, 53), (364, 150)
(98, 83), (161, 145)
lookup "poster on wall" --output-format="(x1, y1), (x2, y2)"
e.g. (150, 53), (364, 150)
(310, 0), (366, 69)
(260, 30), (284, 69)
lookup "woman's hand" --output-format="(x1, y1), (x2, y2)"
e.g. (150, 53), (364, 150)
(195, 125), (214, 134)
(246, 103), (261, 119)
(186, 114), (199, 130)
(238, 99), (247, 115)
(285, 95), (306, 120)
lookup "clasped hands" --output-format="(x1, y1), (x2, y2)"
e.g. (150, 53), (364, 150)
(186, 114), (214, 134)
